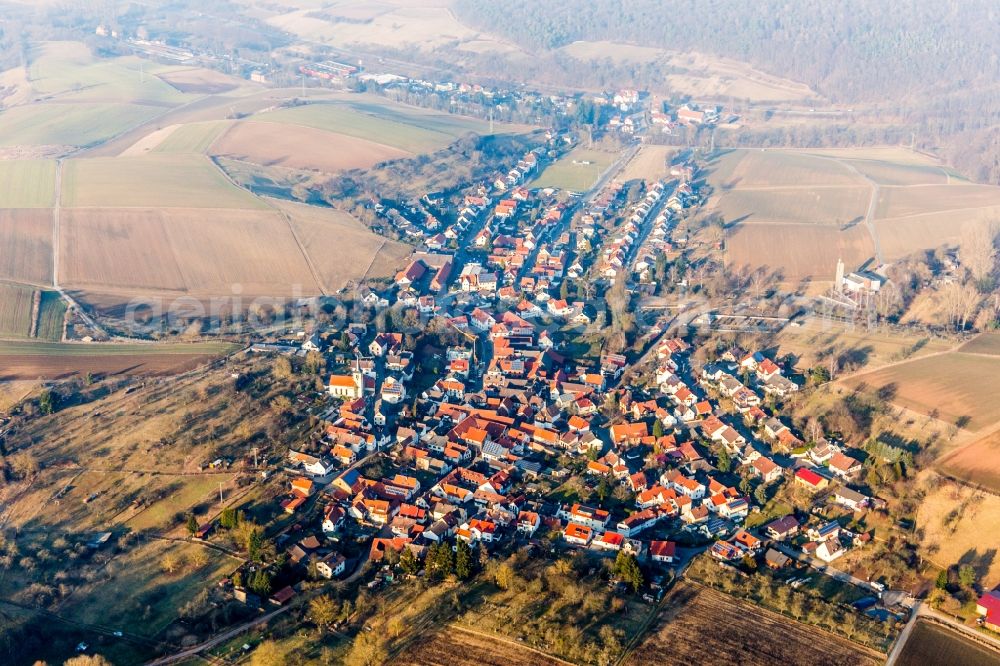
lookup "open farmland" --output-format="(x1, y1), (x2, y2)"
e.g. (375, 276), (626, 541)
(708, 150), (863, 189)
(156, 67), (243, 94)
(61, 155), (265, 208)
(211, 120), (411, 172)
(841, 352), (1000, 431)
(60, 208), (321, 296)
(151, 120), (231, 154)
(0, 160), (56, 207)
(937, 428), (1000, 493)
(0, 340), (236, 380)
(274, 199), (411, 290)
(715, 186), (870, 225)
(619, 145), (675, 182)
(253, 97), (495, 153)
(0, 102), (162, 149)
(0, 210), (53, 285)
(896, 620), (1000, 666)
(0, 283), (36, 338)
(27, 41), (190, 105)
(401, 626), (568, 666)
(712, 147), (1000, 276)
(625, 582), (879, 666)
(726, 223), (874, 281)
(35, 290), (66, 341)
(959, 332), (1000, 356)
(534, 147), (618, 192)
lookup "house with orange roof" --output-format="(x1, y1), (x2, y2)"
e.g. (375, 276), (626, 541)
(563, 522), (593, 546)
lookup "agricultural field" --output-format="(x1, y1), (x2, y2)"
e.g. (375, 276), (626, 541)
(253, 96), (495, 153)
(0, 102), (163, 149)
(959, 332), (1000, 356)
(0, 282), (36, 338)
(211, 120), (411, 172)
(27, 41), (190, 105)
(61, 154), (266, 209)
(915, 472), (1000, 582)
(0, 340), (236, 380)
(712, 147), (1000, 276)
(841, 351), (1000, 431)
(35, 290), (66, 341)
(151, 120), (231, 154)
(276, 198), (411, 290)
(707, 150), (863, 189)
(937, 428), (1000, 493)
(401, 626), (567, 666)
(0, 209), (53, 285)
(726, 223), (874, 281)
(626, 582), (880, 665)
(775, 317), (954, 371)
(896, 620), (1000, 666)
(714, 186), (870, 226)
(534, 147), (618, 192)
(156, 67), (244, 94)
(60, 207), (321, 296)
(619, 145), (675, 182)
(0, 159), (56, 207)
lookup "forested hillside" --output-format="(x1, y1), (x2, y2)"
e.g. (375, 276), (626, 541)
(454, 0), (997, 102)
(454, 0), (999, 183)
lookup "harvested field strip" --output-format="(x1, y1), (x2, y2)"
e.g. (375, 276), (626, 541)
(0, 340), (237, 380)
(841, 352), (1000, 431)
(895, 619), (1000, 666)
(61, 154), (266, 209)
(211, 120), (411, 172)
(707, 149), (865, 189)
(936, 428), (1000, 493)
(873, 210), (1000, 262)
(0, 160), (56, 207)
(0, 283), (36, 338)
(875, 183), (1000, 219)
(0, 209), (54, 285)
(401, 625), (570, 666)
(715, 186), (870, 225)
(254, 99), (490, 153)
(275, 198), (411, 290)
(725, 223), (875, 280)
(60, 207), (322, 296)
(151, 120), (231, 154)
(625, 582), (880, 665)
(957, 332), (1000, 356)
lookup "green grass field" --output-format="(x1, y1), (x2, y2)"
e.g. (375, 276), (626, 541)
(152, 120), (230, 154)
(0, 283), (36, 338)
(0, 102), (162, 148)
(61, 154), (266, 208)
(0, 160), (56, 207)
(28, 41), (191, 106)
(35, 291), (66, 341)
(255, 98), (493, 153)
(533, 147), (617, 192)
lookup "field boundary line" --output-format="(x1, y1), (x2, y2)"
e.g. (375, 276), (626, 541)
(446, 623), (577, 666)
(679, 577), (888, 659)
(208, 159), (328, 296)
